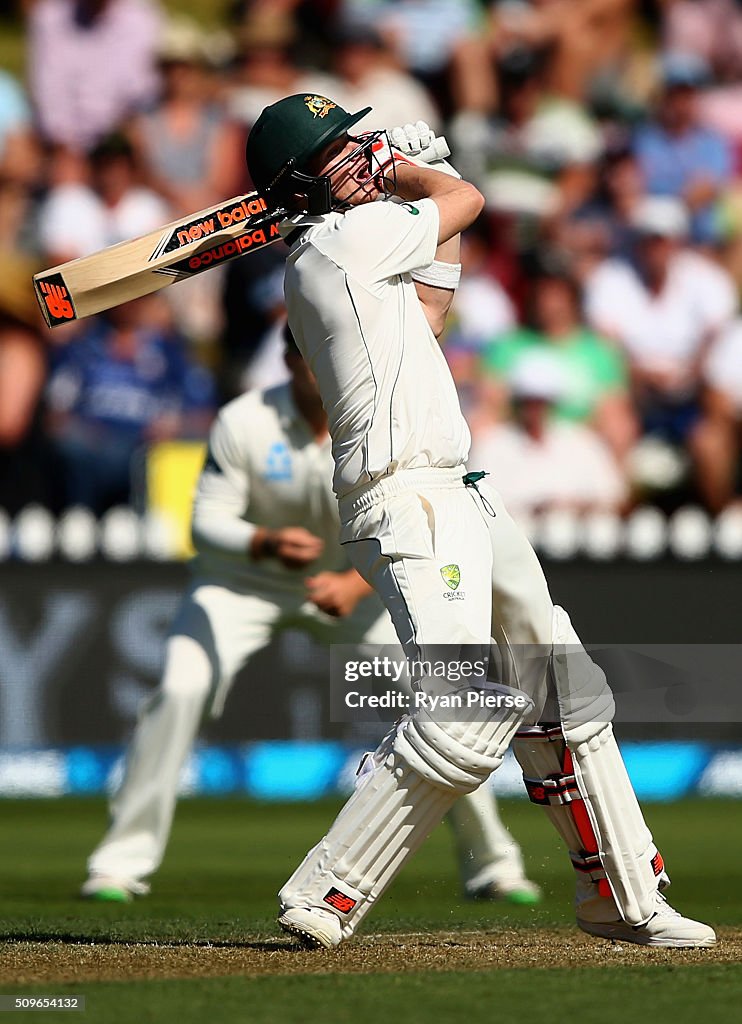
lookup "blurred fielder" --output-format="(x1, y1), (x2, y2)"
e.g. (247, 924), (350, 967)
(243, 97), (715, 948)
(82, 334), (541, 905)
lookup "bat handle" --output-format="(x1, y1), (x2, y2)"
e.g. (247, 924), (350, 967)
(418, 136), (450, 162)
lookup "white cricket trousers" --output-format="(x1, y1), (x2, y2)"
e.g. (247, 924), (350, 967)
(334, 466), (663, 926)
(339, 466), (554, 665)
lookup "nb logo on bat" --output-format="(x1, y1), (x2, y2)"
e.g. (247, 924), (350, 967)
(36, 275), (76, 326)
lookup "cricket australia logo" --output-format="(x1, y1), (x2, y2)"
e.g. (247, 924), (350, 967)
(440, 564), (465, 600)
(304, 95), (336, 118)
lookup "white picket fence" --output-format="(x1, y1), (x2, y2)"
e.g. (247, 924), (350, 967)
(2, 504), (742, 562)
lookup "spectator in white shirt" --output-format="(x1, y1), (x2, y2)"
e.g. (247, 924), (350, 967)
(584, 195), (737, 507)
(38, 133), (171, 265)
(469, 350), (627, 519)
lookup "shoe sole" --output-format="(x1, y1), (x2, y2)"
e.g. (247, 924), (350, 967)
(278, 915), (334, 950)
(81, 888), (133, 903)
(578, 920), (717, 948)
(502, 890), (542, 907)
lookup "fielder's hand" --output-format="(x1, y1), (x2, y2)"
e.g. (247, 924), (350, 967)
(305, 569), (373, 618)
(251, 526), (324, 569)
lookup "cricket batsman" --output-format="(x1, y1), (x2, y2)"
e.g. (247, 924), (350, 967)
(243, 95), (716, 948)
(82, 332), (540, 905)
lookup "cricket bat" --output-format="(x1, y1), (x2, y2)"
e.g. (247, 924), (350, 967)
(33, 135), (451, 329)
(33, 191), (285, 328)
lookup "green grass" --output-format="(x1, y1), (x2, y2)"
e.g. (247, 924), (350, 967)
(1, 797), (568, 942)
(1, 969), (740, 1024)
(2, 797), (741, 939)
(1, 798), (740, 1022)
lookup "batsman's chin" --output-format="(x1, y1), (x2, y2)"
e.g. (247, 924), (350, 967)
(349, 191), (381, 207)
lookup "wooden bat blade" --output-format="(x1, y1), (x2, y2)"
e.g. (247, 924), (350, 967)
(33, 192), (283, 328)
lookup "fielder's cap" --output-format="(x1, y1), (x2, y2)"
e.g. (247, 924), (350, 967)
(660, 50), (711, 89)
(510, 351), (565, 403)
(631, 195), (689, 238)
(246, 94), (371, 192)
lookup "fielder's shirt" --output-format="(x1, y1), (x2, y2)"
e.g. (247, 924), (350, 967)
(191, 383), (349, 589)
(282, 198), (471, 499)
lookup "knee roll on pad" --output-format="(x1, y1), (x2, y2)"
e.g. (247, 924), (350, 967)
(394, 684), (533, 792)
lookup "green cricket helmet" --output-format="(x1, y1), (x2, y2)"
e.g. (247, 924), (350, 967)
(246, 93), (388, 214)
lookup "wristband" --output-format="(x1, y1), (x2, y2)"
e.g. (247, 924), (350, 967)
(251, 528), (277, 560)
(411, 260), (462, 289)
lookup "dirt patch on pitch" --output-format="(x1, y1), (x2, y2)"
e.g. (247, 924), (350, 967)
(2, 928), (741, 984)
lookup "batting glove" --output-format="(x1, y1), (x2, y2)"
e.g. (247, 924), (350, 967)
(389, 121), (437, 158)
(389, 121), (461, 179)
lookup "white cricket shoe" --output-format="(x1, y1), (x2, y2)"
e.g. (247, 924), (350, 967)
(578, 891), (716, 948)
(278, 906), (343, 949)
(80, 875), (150, 903)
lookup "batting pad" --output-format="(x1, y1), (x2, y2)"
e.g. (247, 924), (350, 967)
(278, 749), (459, 940)
(280, 684), (532, 938)
(512, 606), (667, 926)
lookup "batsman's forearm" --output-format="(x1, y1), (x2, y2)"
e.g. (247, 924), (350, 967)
(393, 163), (468, 202)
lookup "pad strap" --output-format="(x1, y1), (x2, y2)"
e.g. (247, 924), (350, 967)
(523, 772), (580, 806)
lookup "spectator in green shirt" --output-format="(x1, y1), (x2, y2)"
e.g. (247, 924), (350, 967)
(478, 257), (637, 463)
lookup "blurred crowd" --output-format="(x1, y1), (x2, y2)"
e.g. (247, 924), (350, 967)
(2, 0), (742, 523)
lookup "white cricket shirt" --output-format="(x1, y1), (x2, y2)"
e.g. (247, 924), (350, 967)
(190, 383), (349, 589)
(282, 198), (471, 499)
(585, 251), (737, 376)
